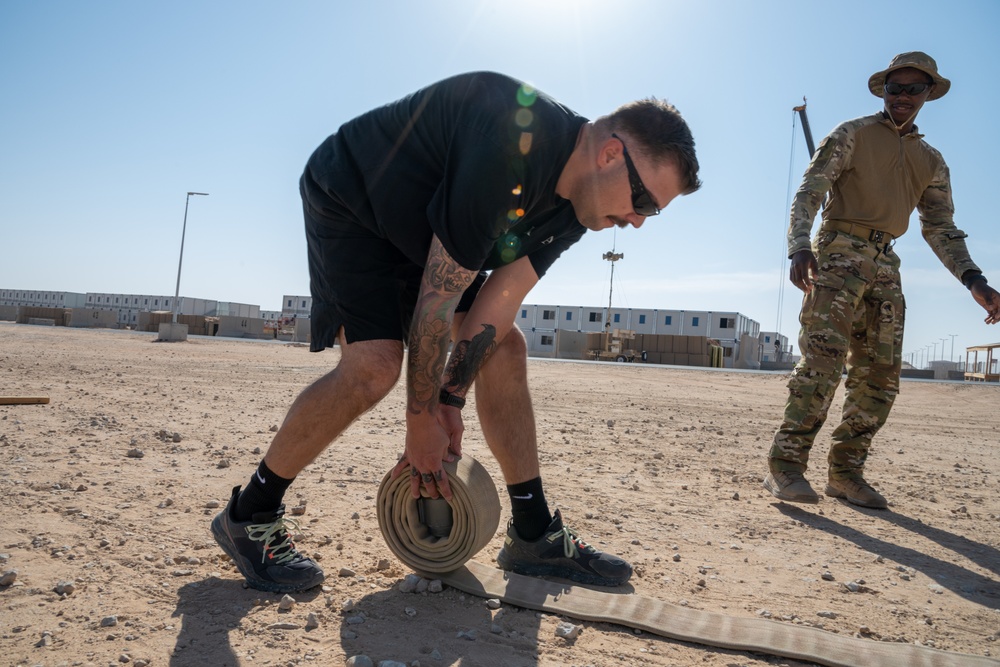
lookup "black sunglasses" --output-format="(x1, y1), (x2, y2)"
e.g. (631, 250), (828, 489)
(612, 133), (660, 217)
(884, 82), (932, 96)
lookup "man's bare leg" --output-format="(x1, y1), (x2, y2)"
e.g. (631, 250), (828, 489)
(473, 327), (539, 485)
(264, 336), (404, 478)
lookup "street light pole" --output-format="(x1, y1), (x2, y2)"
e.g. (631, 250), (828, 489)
(173, 192), (209, 323)
(949, 334), (958, 363)
(602, 250), (624, 332)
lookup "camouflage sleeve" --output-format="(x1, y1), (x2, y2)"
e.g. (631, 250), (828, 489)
(917, 157), (981, 282)
(787, 123), (854, 257)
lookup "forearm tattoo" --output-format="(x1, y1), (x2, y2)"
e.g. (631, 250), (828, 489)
(444, 324), (497, 393)
(407, 239), (473, 416)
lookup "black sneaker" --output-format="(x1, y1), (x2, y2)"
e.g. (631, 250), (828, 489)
(211, 486), (325, 593)
(496, 510), (632, 587)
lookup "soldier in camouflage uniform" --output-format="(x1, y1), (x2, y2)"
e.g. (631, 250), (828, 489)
(764, 52), (1000, 509)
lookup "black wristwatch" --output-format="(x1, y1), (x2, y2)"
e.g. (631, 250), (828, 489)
(439, 388), (466, 410)
(964, 273), (988, 290)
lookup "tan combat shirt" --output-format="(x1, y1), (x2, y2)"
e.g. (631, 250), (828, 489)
(787, 111), (980, 282)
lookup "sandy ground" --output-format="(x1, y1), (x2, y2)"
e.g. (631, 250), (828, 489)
(1, 322), (998, 667)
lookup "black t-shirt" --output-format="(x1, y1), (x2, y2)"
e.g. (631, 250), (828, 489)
(302, 71), (588, 277)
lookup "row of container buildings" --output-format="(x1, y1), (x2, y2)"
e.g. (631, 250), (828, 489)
(1, 288), (794, 368)
(0, 288), (259, 327)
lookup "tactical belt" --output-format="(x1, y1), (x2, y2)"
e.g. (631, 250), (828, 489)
(822, 221), (895, 245)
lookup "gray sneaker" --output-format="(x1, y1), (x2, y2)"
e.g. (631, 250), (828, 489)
(825, 477), (888, 509)
(496, 510), (632, 587)
(763, 470), (819, 504)
(211, 486), (325, 593)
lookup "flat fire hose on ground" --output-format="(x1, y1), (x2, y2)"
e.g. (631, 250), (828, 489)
(376, 456), (997, 667)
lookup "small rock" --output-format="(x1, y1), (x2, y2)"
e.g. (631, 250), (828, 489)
(55, 580), (76, 595)
(216, 459), (230, 469)
(278, 594), (296, 611)
(0, 570), (18, 586)
(404, 607), (417, 617)
(345, 615), (365, 625)
(126, 448), (144, 458)
(101, 616), (119, 627)
(398, 574), (421, 593)
(339, 567), (357, 578)
(377, 559), (391, 571)
(345, 656), (373, 667)
(342, 599), (357, 612)
(672, 553), (681, 562)
(821, 571), (835, 581)
(817, 610), (838, 619)
(377, 661), (407, 667)
(485, 598), (501, 610)
(205, 500), (220, 509)
(290, 505), (306, 516)
(267, 622), (300, 630)
(555, 622), (582, 640)
(456, 629), (478, 641)
(428, 579), (443, 593)
(305, 612), (320, 630)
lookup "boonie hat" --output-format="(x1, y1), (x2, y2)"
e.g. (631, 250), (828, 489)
(868, 51), (950, 100)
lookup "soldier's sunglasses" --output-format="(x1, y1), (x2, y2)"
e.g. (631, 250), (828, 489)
(612, 133), (660, 217)
(884, 82), (931, 96)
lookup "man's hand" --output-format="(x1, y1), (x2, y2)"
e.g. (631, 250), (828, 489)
(971, 282), (1000, 325)
(390, 411), (460, 501)
(789, 249), (818, 293)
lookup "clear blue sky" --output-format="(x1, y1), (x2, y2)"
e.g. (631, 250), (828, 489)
(2, 0), (998, 365)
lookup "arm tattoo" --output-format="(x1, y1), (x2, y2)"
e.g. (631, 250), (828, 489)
(444, 324), (497, 393)
(407, 238), (475, 416)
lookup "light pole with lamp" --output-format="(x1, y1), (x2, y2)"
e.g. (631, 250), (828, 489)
(949, 333), (958, 364)
(173, 192), (209, 324)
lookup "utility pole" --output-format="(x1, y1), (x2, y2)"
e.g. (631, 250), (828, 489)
(949, 333), (958, 363)
(602, 250), (624, 333)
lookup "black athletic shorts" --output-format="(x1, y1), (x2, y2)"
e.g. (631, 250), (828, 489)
(301, 178), (486, 353)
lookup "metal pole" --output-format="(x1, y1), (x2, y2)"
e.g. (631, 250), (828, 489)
(602, 250), (624, 333)
(949, 334), (957, 363)
(173, 192), (209, 323)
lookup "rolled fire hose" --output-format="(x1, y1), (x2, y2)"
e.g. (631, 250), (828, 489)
(376, 457), (998, 667)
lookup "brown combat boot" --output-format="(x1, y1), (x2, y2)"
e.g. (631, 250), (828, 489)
(825, 476), (888, 509)
(763, 470), (819, 504)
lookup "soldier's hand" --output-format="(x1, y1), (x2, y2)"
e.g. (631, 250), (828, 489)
(971, 282), (1000, 325)
(789, 250), (818, 293)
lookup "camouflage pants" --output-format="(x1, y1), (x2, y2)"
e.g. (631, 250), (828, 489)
(769, 230), (904, 478)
